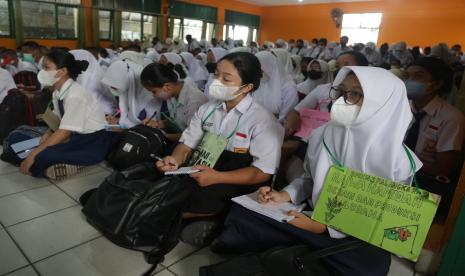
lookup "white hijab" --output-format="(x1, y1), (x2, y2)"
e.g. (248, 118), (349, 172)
(271, 48), (294, 75)
(391, 42), (413, 67)
(145, 49), (160, 63)
(70, 49), (115, 114)
(362, 42), (382, 66)
(119, 50), (146, 67)
(254, 51), (293, 114)
(209, 48), (228, 62)
(101, 60), (160, 128)
(161, 53), (189, 77)
(290, 54), (305, 84)
(228, 47), (252, 54)
(307, 66), (422, 209)
(180, 52), (208, 82)
(196, 53), (207, 66)
(297, 59), (332, 95)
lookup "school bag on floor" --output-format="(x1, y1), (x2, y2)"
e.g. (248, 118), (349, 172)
(107, 124), (167, 171)
(80, 163), (196, 275)
(1, 125), (48, 166)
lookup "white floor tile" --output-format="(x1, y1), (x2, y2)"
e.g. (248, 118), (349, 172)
(4, 266), (38, 276)
(56, 170), (111, 202)
(154, 269), (176, 276)
(0, 172), (50, 198)
(168, 248), (224, 276)
(34, 237), (163, 276)
(8, 206), (101, 262)
(161, 242), (199, 267)
(0, 229), (29, 275)
(0, 185), (76, 226)
(0, 160), (19, 176)
(388, 255), (415, 276)
(48, 165), (106, 185)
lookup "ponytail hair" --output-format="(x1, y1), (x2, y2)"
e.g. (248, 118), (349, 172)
(45, 49), (89, 80)
(141, 62), (186, 88)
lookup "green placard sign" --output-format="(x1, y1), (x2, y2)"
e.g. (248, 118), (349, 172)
(312, 166), (440, 261)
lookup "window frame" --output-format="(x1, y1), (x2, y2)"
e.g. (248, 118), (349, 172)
(98, 9), (113, 41)
(169, 17), (216, 43)
(120, 11), (160, 42)
(340, 12), (383, 45)
(0, 0), (13, 38)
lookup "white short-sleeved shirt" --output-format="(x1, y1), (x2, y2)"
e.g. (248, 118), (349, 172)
(53, 79), (107, 134)
(279, 82), (299, 123)
(180, 94), (284, 174)
(295, 83), (333, 113)
(411, 96), (465, 168)
(166, 80), (208, 131)
(0, 67), (17, 103)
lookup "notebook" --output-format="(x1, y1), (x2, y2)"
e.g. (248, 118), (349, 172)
(294, 108), (330, 141)
(232, 191), (306, 222)
(165, 167), (200, 175)
(11, 137), (41, 159)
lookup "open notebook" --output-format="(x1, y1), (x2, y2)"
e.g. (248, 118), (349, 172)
(232, 191), (306, 223)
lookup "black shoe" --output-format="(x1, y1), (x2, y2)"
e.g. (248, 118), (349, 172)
(180, 220), (219, 247)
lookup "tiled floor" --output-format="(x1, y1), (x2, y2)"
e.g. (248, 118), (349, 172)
(0, 154), (416, 276)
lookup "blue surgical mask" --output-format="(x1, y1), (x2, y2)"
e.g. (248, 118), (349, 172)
(404, 80), (431, 100)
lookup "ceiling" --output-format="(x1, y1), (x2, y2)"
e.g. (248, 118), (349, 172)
(238, 0), (381, 6)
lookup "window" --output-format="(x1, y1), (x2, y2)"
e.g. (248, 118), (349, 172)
(205, 22), (215, 42)
(143, 15), (158, 41)
(252, 28), (257, 42)
(99, 10), (113, 40)
(224, 10), (260, 45)
(172, 18), (182, 40)
(57, 6), (78, 38)
(182, 18), (202, 42)
(21, 0), (79, 39)
(121, 11), (142, 41)
(0, 0), (11, 36)
(341, 13), (383, 44)
(224, 24), (254, 45)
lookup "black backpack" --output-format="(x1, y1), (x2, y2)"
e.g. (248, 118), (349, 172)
(0, 89), (28, 143)
(80, 163), (196, 275)
(107, 124), (167, 171)
(1, 125), (48, 166)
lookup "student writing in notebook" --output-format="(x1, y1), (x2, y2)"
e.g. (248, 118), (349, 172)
(212, 67), (423, 276)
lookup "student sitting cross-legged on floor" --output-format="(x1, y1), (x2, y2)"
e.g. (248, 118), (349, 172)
(19, 49), (115, 180)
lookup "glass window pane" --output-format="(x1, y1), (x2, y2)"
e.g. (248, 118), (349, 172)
(232, 25), (248, 43)
(252, 28), (257, 43)
(228, 25), (233, 39)
(361, 13), (382, 28)
(99, 10), (112, 40)
(205, 22), (214, 43)
(0, 0), (10, 36)
(341, 28), (380, 45)
(122, 11), (142, 41)
(57, 6), (78, 38)
(183, 19), (203, 42)
(222, 25), (226, 41)
(172, 18), (182, 40)
(143, 15), (157, 41)
(342, 13), (362, 28)
(22, 1), (56, 38)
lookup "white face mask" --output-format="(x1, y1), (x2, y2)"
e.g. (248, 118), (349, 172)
(37, 69), (59, 87)
(330, 97), (361, 127)
(209, 79), (244, 101)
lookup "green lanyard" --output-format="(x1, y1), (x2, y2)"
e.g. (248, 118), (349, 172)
(164, 98), (181, 124)
(322, 136), (420, 193)
(202, 103), (242, 139)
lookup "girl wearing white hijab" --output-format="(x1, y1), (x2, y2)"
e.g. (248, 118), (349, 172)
(160, 53), (189, 77)
(271, 48), (294, 75)
(70, 49), (116, 114)
(319, 41), (338, 61)
(215, 66), (423, 276)
(391, 41), (413, 68)
(361, 42), (382, 66)
(196, 52), (208, 66)
(297, 59), (332, 98)
(254, 51), (299, 123)
(290, 55), (305, 84)
(101, 60), (161, 129)
(145, 49), (160, 63)
(228, 47), (252, 54)
(180, 52), (209, 90)
(119, 50), (146, 67)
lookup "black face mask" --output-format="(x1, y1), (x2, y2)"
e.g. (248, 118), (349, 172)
(206, 62), (217, 74)
(307, 70), (323, 80)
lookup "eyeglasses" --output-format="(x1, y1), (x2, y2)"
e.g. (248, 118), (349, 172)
(329, 86), (364, 105)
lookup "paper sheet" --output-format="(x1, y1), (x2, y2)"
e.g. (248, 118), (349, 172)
(294, 108), (330, 140)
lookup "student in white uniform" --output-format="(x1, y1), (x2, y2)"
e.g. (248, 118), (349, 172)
(254, 51), (299, 124)
(156, 52), (284, 246)
(20, 41), (44, 71)
(290, 55), (305, 84)
(1, 49), (38, 76)
(404, 57), (465, 216)
(180, 52), (209, 90)
(101, 59), (161, 129)
(271, 48), (294, 75)
(140, 62), (208, 143)
(159, 53), (189, 76)
(334, 36), (353, 57)
(213, 66), (423, 276)
(0, 67), (17, 103)
(362, 42), (383, 66)
(204, 48), (229, 97)
(296, 59), (332, 99)
(19, 49), (114, 180)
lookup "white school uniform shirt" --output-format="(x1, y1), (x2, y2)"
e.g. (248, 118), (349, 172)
(0, 67), (17, 103)
(295, 83), (333, 113)
(284, 66), (422, 239)
(334, 45), (353, 58)
(410, 96), (465, 170)
(53, 79), (107, 134)
(166, 79), (208, 131)
(180, 94), (284, 175)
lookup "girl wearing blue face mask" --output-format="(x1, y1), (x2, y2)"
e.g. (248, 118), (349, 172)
(156, 52), (284, 246)
(404, 57), (465, 217)
(19, 49), (114, 180)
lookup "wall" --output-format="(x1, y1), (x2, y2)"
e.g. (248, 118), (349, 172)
(260, 0), (465, 47)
